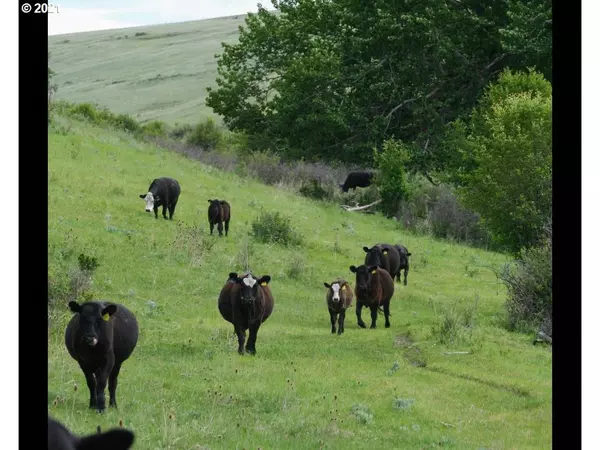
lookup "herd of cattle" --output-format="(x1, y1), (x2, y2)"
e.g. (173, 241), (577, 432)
(49, 171), (408, 449)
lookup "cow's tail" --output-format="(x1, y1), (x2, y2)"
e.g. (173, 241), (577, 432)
(377, 306), (391, 316)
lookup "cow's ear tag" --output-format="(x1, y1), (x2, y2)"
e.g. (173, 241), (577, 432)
(260, 282), (267, 286)
(371, 269), (377, 275)
(383, 250), (388, 255)
(342, 285), (346, 291)
(103, 314), (110, 321)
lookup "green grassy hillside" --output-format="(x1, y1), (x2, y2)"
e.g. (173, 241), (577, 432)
(47, 116), (552, 449)
(48, 16), (247, 125)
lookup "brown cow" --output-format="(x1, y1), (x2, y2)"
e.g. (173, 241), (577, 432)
(324, 279), (354, 335)
(363, 243), (401, 282)
(349, 264), (394, 329)
(208, 199), (231, 236)
(217, 272), (274, 355)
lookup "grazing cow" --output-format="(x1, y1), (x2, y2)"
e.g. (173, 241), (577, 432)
(363, 243), (401, 281)
(339, 171), (374, 193)
(349, 265), (395, 329)
(65, 301), (139, 412)
(394, 244), (411, 285)
(218, 272), (274, 355)
(207, 199), (231, 236)
(323, 279), (354, 335)
(48, 415), (134, 450)
(139, 177), (181, 220)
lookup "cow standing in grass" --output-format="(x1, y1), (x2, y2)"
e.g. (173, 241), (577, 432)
(349, 265), (394, 329)
(65, 300), (139, 412)
(393, 244), (411, 285)
(324, 279), (354, 335)
(339, 171), (374, 193)
(48, 415), (134, 450)
(207, 199), (231, 236)
(218, 272), (274, 355)
(139, 177), (181, 219)
(363, 243), (401, 282)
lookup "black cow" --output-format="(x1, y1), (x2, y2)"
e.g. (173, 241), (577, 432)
(207, 199), (231, 236)
(324, 279), (354, 335)
(218, 272), (274, 355)
(339, 171), (374, 193)
(48, 415), (134, 450)
(363, 243), (401, 281)
(139, 177), (181, 219)
(65, 301), (139, 412)
(393, 244), (411, 285)
(349, 265), (395, 329)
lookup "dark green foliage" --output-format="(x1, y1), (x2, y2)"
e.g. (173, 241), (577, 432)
(373, 139), (411, 217)
(450, 69), (552, 253)
(207, 0), (551, 175)
(251, 210), (304, 247)
(298, 179), (329, 201)
(186, 117), (223, 149)
(78, 253), (99, 273)
(500, 223), (552, 333)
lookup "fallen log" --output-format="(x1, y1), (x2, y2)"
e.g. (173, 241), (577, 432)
(340, 199), (381, 211)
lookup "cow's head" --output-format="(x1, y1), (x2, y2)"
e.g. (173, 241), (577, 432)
(363, 245), (388, 268)
(349, 265), (378, 293)
(139, 192), (159, 212)
(235, 273), (271, 305)
(324, 281), (346, 303)
(68, 301), (117, 347)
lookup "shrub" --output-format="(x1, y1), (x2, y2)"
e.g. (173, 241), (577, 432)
(242, 151), (286, 186)
(350, 404), (374, 424)
(251, 210), (304, 246)
(431, 297), (479, 346)
(451, 69), (552, 254)
(169, 123), (194, 140)
(187, 117), (223, 150)
(373, 139), (411, 217)
(499, 222), (552, 332)
(299, 179), (329, 200)
(142, 120), (168, 137)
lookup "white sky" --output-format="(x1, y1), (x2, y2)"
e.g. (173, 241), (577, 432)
(48, 0), (267, 36)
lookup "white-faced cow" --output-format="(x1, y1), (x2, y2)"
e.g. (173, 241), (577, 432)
(349, 264), (395, 329)
(65, 301), (139, 412)
(339, 171), (374, 193)
(48, 415), (134, 450)
(324, 279), (354, 335)
(139, 177), (181, 220)
(217, 272), (274, 355)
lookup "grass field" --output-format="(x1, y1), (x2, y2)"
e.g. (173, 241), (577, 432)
(48, 16), (248, 125)
(47, 116), (552, 449)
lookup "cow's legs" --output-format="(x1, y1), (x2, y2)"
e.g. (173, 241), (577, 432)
(153, 206), (158, 219)
(404, 264), (409, 286)
(369, 306), (378, 329)
(79, 363), (97, 409)
(168, 201), (177, 220)
(225, 219), (230, 236)
(383, 302), (391, 328)
(235, 325), (246, 354)
(108, 361), (122, 408)
(356, 303), (367, 328)
(162, 204), (168, 219)
(338, 309), (346, 335)
(246, 323), (260, 355)
(329, 310), (337, 334)
(209, 222), (215, 235)
(217, 220), (224, 236)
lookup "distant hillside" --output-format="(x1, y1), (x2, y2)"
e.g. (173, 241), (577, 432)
(48, 15), (248, 125)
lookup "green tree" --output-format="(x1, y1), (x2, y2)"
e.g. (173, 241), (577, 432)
(207, 0), (551, 176)
(452, 69), (552, 253)
(372, 139), (412, 217)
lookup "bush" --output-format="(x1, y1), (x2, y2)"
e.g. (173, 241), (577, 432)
(298, 179), (329, 200)
(431, 297), (479, 346)
(500, 222), (552, 332)
(142, 120), (168, 137)
(187, 117), (223, 150)
(169, 123), (194, 140)
(373, 139), (411, 217)
(251, 210), (304, 246)
(451, 69), (552, 254)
